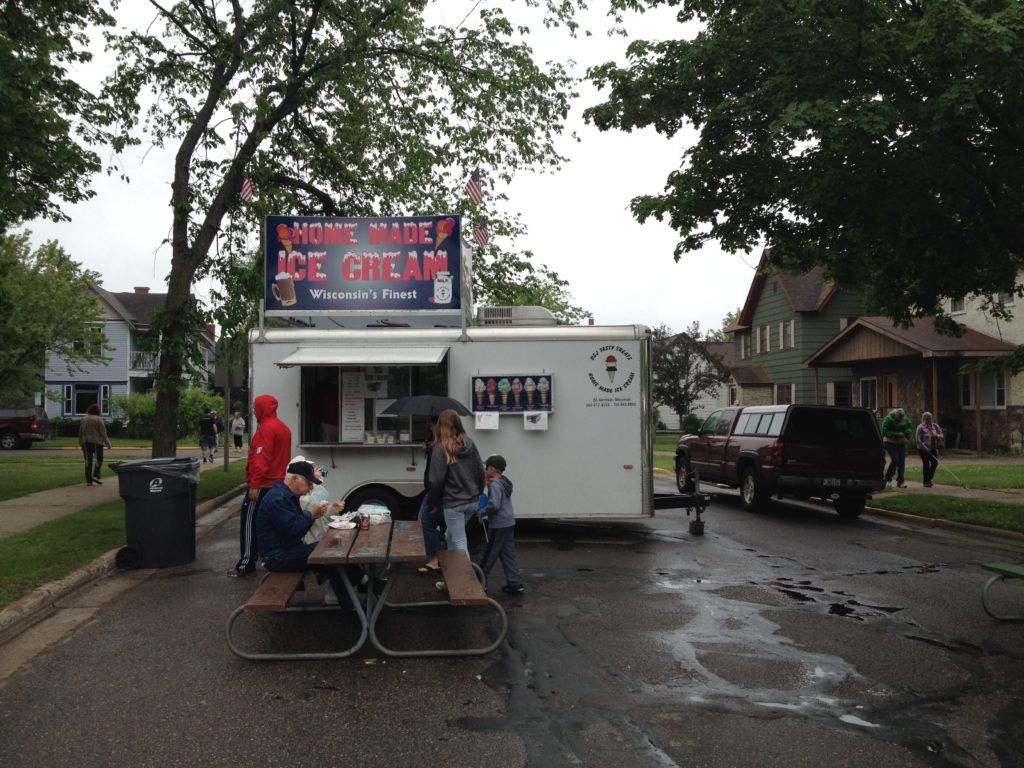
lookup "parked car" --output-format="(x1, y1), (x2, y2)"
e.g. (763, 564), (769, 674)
(675, 404), (885, 517)
(0, 405), (50, 450)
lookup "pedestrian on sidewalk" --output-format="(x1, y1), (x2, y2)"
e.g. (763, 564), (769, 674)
(78, 403), (112, 487)
(230, 410), (246, 450)
(882, 407), (913, 488)
(199, 407), (217, 463)
(915, 412), (944, 488)
(228, 394), (291, 578)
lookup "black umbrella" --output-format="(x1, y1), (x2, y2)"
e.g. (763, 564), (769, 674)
(380, 395), (471, 418)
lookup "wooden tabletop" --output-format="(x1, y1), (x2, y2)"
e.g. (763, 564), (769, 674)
(308, 520), (426, 567)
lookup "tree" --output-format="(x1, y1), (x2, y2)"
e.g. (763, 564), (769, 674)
(587, 1), (1024, 328)
(707, 307), (739, 342)
(651, 321), (726, 425)
(0, 233), (106, 403)
(102, 1), (585, 456)
(0, 1), (114, 230)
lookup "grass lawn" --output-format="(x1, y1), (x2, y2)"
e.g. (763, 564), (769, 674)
(0, 459), (247, 611)
(867, 493), (1024, 534)
(44, 436), (202, 449)
(654, 433), (681, 453)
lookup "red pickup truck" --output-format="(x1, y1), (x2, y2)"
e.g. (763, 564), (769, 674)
(674, 404), (885, 517)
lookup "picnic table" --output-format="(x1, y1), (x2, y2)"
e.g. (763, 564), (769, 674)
(226, 519), (508, 659)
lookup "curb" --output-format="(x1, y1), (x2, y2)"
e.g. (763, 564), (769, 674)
(0, 483), (246, 645)
(863, 504), (1024, 543)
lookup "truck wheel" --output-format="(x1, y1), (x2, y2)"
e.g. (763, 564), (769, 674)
(834, 496), (865, 518)
(675, 456), (695, 493)
(739, 467), (767, 511)
(0, 431), (19, 450)
(345, 487), (405, 520)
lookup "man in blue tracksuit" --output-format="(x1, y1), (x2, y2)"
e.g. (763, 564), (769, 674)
(257, 459), (360, 606)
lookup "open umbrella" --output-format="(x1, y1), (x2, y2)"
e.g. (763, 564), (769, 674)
(380, 395), (471, 418)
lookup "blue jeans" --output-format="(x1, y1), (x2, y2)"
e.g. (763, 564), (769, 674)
(479, 526), (521, 587)
(443, 501), (477, 553)
(417, 494), (446, 558)
(884, 442), (907, 483)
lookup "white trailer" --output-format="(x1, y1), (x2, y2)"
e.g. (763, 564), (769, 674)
(248, 319), (657, 520)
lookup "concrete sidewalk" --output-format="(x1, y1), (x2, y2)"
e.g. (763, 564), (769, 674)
(0, 450), (237, 540)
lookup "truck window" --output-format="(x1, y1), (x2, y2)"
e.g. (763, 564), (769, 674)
(299, 363), (446, 445)
(700, 411), (720, 435)
(715, 409), (734, 435)
(734, 414), (751, 434)
(766, 413), (784, 437)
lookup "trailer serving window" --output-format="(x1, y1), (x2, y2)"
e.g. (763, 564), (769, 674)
(277, 347), (448, 446)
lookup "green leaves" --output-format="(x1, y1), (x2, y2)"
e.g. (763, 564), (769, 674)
(0, 233), (106, 403)
(589, 1), (1024, 326)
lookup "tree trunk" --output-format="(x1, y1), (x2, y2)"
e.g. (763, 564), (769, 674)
(151, 255), (196, 458)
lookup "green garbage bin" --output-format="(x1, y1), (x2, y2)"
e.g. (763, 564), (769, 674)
(110, 457), (200, 568)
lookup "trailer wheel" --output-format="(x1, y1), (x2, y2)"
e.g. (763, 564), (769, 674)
(675, 456), (695, 494)
(345, 487), (405, 520)
(834, 496), (865, 518)
(739, 467), (768, 511)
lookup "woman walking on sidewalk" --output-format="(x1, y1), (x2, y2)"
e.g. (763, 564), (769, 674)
(916, 412), (944, 488)
(78, 404), (112, 486)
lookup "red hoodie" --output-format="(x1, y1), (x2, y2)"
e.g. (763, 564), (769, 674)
(246, 394), (292, 489)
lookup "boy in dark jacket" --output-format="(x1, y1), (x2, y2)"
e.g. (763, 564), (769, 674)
(477, 454), (524, 594)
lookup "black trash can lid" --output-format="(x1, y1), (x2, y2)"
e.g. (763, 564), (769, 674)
(109, 457), (201, 483)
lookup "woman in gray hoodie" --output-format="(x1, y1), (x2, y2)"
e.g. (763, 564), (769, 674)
(426, 409), (484, 553)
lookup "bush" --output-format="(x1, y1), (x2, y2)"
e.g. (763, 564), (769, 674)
(110, 388), (224, 439)
(682, 413), (701, 433)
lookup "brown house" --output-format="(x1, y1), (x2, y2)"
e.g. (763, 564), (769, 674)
(805, 317), (1018, 452)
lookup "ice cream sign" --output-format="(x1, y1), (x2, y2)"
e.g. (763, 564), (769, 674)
(471, 375), (552, 413)
(264, 214), (462, 314)
(587, 345), (637, 403)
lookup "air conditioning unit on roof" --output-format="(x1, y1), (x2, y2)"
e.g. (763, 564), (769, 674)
(476, 305), (558, 326)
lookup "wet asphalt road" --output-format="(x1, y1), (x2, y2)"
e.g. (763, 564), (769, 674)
(1, 479), (1023, 767)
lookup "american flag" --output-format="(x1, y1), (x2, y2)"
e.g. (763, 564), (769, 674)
(473, 219), (489, 248)
(240, 178), (255, 201)
(465, 168), (483, 205)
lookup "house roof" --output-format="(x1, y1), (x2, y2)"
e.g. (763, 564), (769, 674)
(805, 316), (1017, 367)
(91, 284), (215, 343)
(727, 248), (837, 332)
(730, 365), (773, 385)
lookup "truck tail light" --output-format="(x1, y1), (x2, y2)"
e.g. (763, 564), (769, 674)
(771, 440), (784, 466)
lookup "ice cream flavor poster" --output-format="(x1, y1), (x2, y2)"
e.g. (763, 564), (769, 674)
(264, 214), (462, 314)
(471, 375), (552, 413)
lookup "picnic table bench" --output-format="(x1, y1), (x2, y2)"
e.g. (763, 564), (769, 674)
(980, 563), (1024, 621)
(225, 520), (508, 660)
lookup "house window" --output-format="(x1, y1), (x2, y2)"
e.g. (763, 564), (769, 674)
(860, 378), (878, 412)
(757, 326), (770, 353)
(827, 382), (853, 406)
(784, 319), (795, 349)
(72, 326), (104, 357)
(728, 385), (738, 405)
(950, 297), (965, 314)
(775, 383), (793, 404)
(995, 289), (1016, 307)
(960, 370), (1007, 408)
(740, 334), (750, 360)
(64, 384), (111, 416)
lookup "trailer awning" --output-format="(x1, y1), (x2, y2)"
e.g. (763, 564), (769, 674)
(275, 346), (449, 367)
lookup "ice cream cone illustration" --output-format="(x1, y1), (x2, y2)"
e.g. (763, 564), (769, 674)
(434, 217), (455, 249)
(606, 355), (618, 383)
(498, 378), (511, 407)
(524, 377), (536, 407)
(537, 377), (549, 406)
(511, 378), (522, 408)
(474, 378), (485, 408)
(276, 223), (294, 255)
(486, 378), (497, 406)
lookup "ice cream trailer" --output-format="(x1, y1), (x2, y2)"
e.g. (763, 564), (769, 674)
(247, 318), (658, 520)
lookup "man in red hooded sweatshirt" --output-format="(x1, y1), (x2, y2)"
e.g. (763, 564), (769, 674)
(228, 394), (292, 577)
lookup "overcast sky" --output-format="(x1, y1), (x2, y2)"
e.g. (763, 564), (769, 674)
(28, 1), (755, 335)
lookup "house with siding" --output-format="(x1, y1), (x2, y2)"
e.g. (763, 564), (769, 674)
(44, 286), (216, 419)
(726, 249), (868, 407)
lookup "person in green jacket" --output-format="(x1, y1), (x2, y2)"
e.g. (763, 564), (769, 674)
(881, 407), (914, 487)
